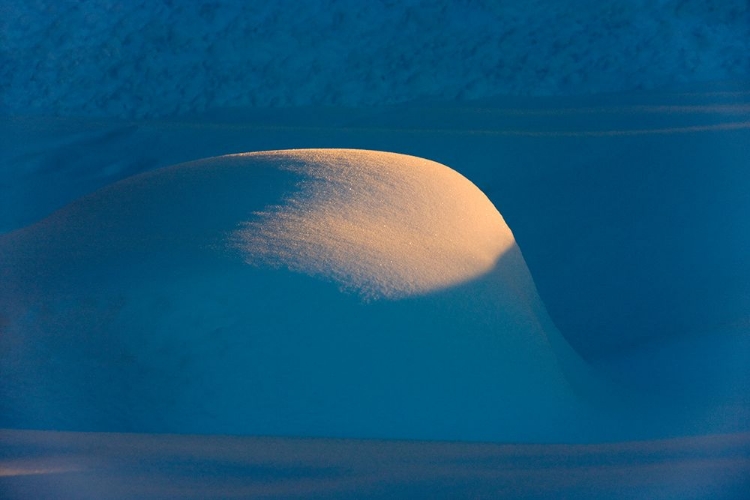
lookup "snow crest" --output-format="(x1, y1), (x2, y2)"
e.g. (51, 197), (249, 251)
(231, 150), (513, 299)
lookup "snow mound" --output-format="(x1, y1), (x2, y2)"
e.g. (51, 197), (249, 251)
(0, 149), (606, 442)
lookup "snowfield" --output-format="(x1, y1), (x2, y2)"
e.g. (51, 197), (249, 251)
(1, 0), (749, 498)
(1, 0), (748, 118)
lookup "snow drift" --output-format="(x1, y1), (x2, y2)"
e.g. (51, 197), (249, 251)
(0, 149), (606, 442)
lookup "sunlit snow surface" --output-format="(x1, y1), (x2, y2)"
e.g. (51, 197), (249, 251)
(232, 150), (514, 299)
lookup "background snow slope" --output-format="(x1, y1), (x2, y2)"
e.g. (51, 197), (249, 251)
(1, 0), (748, 118)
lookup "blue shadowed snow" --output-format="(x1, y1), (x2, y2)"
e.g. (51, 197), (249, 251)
(0, 0), (749, 118)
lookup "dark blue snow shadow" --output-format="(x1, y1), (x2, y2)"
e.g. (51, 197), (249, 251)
(507, 129), (750, 360)
(0, 120), (160, 234)
(0, 243), (592, 442)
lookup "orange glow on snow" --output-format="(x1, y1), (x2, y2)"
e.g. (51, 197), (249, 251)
(232, 149), (514, 299)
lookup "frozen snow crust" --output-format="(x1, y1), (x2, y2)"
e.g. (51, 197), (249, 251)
(0, 149), (609, 442)
(1, 0), (749, 118)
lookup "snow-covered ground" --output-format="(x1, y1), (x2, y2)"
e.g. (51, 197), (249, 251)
(2, 429), (749, 500)
(1, 0), (748, 118)
(1, 0), (749, 497)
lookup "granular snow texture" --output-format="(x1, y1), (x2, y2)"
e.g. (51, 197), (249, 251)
(1, 0), (748, 118)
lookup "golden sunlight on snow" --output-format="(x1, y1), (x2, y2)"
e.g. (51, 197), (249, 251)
(231, 149), (514, 299)
(0, 464), (82, 477)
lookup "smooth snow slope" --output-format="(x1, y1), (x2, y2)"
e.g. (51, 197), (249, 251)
(0, 149), (608, 442)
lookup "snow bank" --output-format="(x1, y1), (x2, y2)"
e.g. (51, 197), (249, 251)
(0, 149), (609, 442)
(1, 0), (748, 118)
